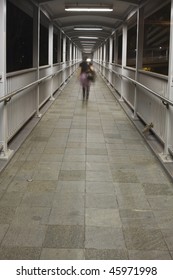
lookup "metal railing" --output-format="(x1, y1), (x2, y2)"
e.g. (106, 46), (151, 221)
(95, 62), (173, 108)
(0, 61), (78, 104)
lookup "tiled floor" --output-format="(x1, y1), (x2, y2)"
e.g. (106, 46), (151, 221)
(0, 73), (173, 259)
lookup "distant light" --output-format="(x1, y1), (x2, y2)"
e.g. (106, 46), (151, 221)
(86, 58), (92, 62)
(74, 27), (102, 31)
(79, 36), (98, 39)
(80, 41), (96, 43)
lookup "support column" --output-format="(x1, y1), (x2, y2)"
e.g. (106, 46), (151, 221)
(100, 46), (102, 62)
(62, 35), (66, 63)
(133, 7), (144, 119)
(33, 5), (41, 117)
(160, 0), (173, 161)
(62, 34), (66, 82)
(103, 43), (106, 76)
(114, 31), (118, 64)
(120, 23), (127, 101)
(100, 46), (103, 72)
(103, 44), (106, 62)
(97, 49), (99, 61)
(69, 41), (72, 61)
(49, 22), (54, 100)
(109, 37), (113, 64)
(0, 0), (13, 159)
(69, 41), (72, 74)
(109, 37), (113, 84)
(73, 45), (76, 61)
(58, 30), (61, 63)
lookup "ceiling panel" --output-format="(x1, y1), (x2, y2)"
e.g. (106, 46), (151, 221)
(35, 0), (144, 53)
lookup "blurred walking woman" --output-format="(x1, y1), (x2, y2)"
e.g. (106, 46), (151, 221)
(79, 57), (91, 99)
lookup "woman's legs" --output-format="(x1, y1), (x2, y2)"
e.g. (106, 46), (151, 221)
(86, 86), (90, 99)
(83, 87), (85, 99)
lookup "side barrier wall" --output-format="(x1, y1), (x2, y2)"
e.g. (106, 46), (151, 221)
(5, 61), (79, 141)
(95, 61), (169, 145)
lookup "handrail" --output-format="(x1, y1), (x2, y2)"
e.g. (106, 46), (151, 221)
(0, 61), (78, 104)
(96, 62), (173, 107)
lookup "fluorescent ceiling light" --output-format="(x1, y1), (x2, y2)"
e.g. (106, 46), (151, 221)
(65, 4), (113, 12)
(65, 8), (113, 12)
(79, 36), (98, 39)
(74, 27), (102, 30)
(81, 44), (94, 48)
(80, 41), (96, 43)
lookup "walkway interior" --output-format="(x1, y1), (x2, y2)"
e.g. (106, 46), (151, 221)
(0, 72), (173, 260)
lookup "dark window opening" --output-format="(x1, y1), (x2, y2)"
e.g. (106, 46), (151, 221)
(127, 25), (137, 68)
(61, 37), (63, 62)
(53, 33), (58, 64)
(7, 1), (33, 73)
(143, 3), (170, 75)
(112, 38), (115, 63)
(66, 39), (69, 61)
(107, 40), (110, 62)
(118, 34), (122, 65)
(40, 22), (48, 66)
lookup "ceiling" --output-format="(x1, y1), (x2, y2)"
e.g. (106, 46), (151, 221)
(35, 0), (145, 54)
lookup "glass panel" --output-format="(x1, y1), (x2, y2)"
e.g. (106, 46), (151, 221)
(118, 33), (122, 65)
(53, 33), (58, 64)
(143, 3), (170, 75)
(7, 1), (33, 72)
(39, 13), (48, 66)
(127, 25), (137, 68)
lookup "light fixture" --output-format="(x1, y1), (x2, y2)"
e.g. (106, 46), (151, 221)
(74, 27), (103, 31)
(83, 47), (93, 49)
(78, 36), (98, 39)
(81, 45), (94, 47)
(65, 4), (113, 12)
(80, 41), (96, 43)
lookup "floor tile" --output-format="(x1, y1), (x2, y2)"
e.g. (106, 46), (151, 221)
(128, 250), (172, 260)
(86, 193), (118, 209)
(85, 208), (121, 227)
(85, 248), (128, 260)
(85, 226), (126, 249)
(43, 225), (84, 248)
(40, 248), (84, 260)
(86, 181), (115, 194)
(0, 247), (41, 260)
(2, 224), (47, 247)
(123, 227), (168, 250)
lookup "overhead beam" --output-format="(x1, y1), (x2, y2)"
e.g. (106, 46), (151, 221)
(52, 14), (124, 21)
(36, 0), (54, 4)
(117, 0), (139, 6)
